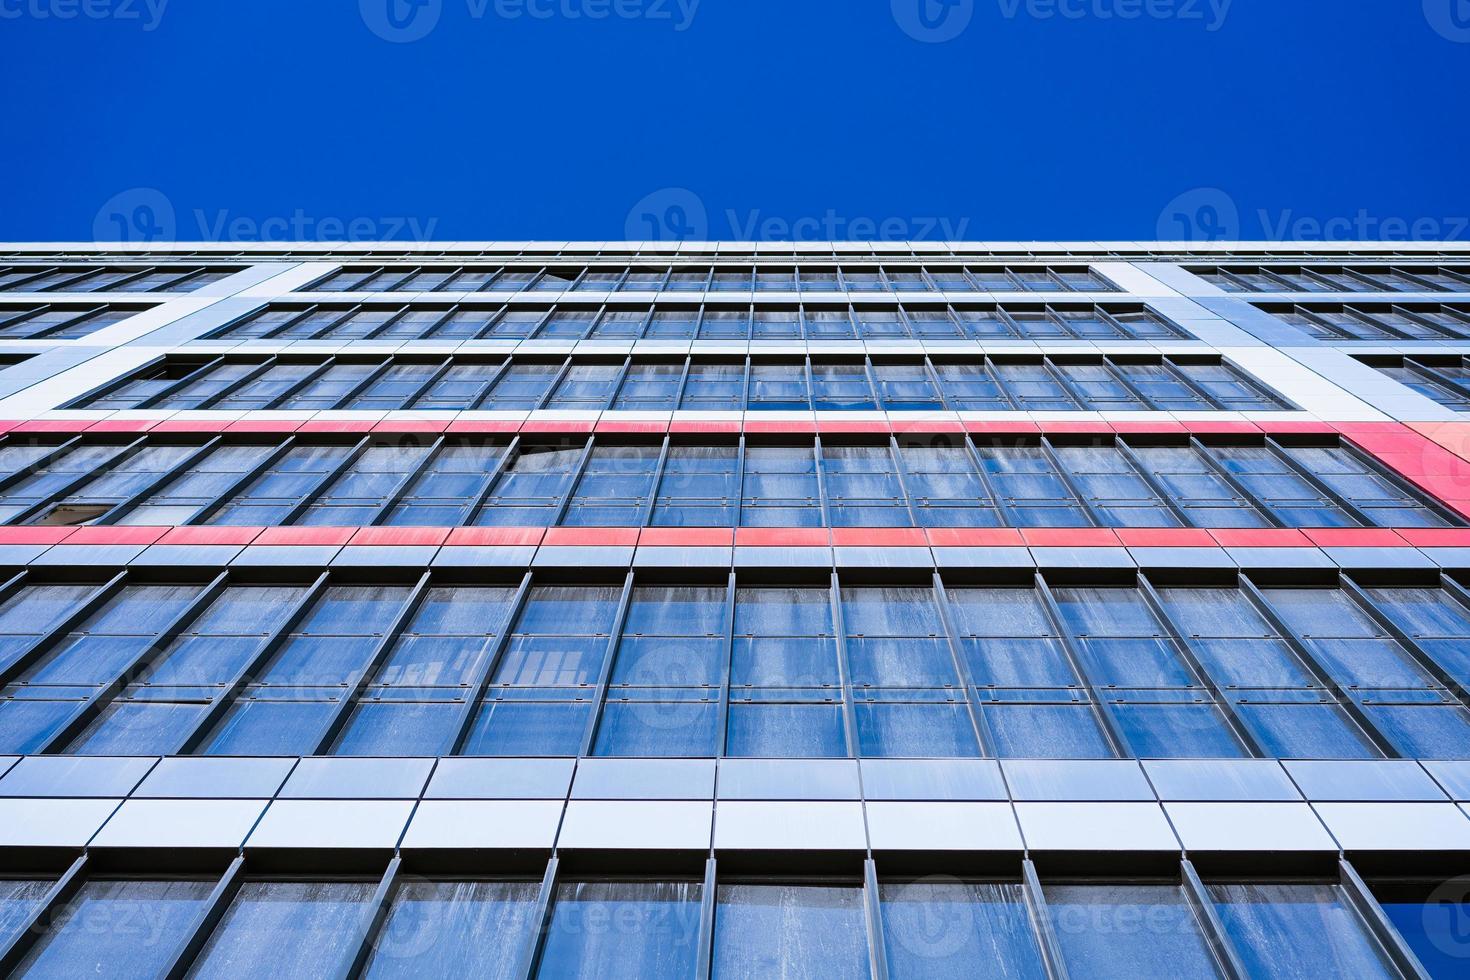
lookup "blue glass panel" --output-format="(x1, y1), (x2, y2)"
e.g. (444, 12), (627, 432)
(1375, 887), (1470, 979)
(713, 884), (870, 979)
(202, 699), (337, 756)
(464, 701), (589, 756)
(363, 880), (540, 979)
(725, 703), (846, 758)
(14, 879), (211, 979)
(534, 881), (701, 979)
(594, 700), (719, 757)
(334, 702), (463, 756)
(186, 881), (376, 979)
(880, 880), (1046, 979)
(0, 699), (78, 754)
(1233, 701), (1383, 760)
(1109, 702), (1247, 759)
(855, 703), (979, 758)
(0, 879), (51, 949)
(980, 703), (1114, 759)
(1045, 884), (1222, 979)
(1209, 882), (1398, 979)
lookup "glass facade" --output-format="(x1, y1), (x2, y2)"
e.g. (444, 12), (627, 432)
(1, 243), (1469, 978)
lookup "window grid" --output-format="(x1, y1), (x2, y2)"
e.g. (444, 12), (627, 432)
(302, 263), (1119, 295)
(1264, 302), (1470, 341)
(0, 857), (1436, 980)
(0, 264), (237, 293)
(73, 353), (1288, 413)
(0, 432), (1452, 531)
(8, 568), (1470, 762)
(1194, 263), (1470, 293)
(201, 301), (1178, 342)
(0, 304), (147, 340)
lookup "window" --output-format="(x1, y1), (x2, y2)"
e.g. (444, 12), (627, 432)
(474, 444), (584, 526)
(185, 881), (378, 978)
(362, 880), (540, 979)
(334, 586), (518, 756)
(741, 446), (821, 527)
(69, 584), (310, 756)
(728, 587), (846, 757)
(0, 879), (53, 949)
(713, 884), (871, 979)
(201, 586), (412, 756)
(651, 445), (738, 526)
(0, 584), (204, 754)
(1209, 882), (1401, 979)
(293, 443), (433, 526)
(0, 304), (144, 340)
(596, 585), (724, 757)
(465, 585), (619, 756)
(201, 444), (354, 526)
(879, 879), (1047, 978)
(562, 445), (660, 526)
(13, 879), (212, 978)
(535, 881), (702, 979)
(1045, 883), (1223, 979)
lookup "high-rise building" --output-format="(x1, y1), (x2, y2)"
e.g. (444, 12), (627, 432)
(0, 240), (1468, 976)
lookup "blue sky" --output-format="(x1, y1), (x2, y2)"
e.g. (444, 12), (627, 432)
(0, 0), (1466, 242)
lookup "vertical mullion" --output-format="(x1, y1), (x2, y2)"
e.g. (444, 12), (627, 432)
(1154, 356), (1225, 409)
(733, 434), (748, 529)
(38, 570), (233, 754)
(0, 435), (86, 494)
(962, 433), (1020, 527)
(467, 356), (516, 409)
(0, 854), (90, 975)
(548, 434), (601, 527)
(447, 571), (535, 755)
(1137, 572), (1265, 758)
(714, 571), (737, 758)
(174, 571), (332, 754)
(332, 357), (397, 410)
(638, 435), (673, 526)
(533, 357), (577, 411)
(1260, 437), (1377, 526)
(603, 354), (636, 411)
(694, 856), (718, 980)
(399, 357), (456, 409)
(513, 856), (561, 980)
(814, 434), (833, 527)
(863, 858), (890, 980)
(829, 570), (860, 760)
(1033, 572), (1130, 758)
(1238, 574), (1402, 759)
(671, 354), (694, 409)
(1338, 858), (1433, 980)
(1097, 356), (1161, 410)
(1404, 358), (1470, 403)
(0, 568), (130, 687)
(1021, 858), (1071, 980)
(930, 572), (993, 757)
(882, 435), (922, 527)
(1038, 357), (1094, 410)
(335, 857), (403, 980)
(310, 571), (434, 755)
(160, 856), (245, 980)
(577, 570), (638, 758)
(1179, 858), (1249, 980)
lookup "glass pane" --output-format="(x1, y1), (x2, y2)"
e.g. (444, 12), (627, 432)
(713, 884), (870, 979)
(15, 879), (211, 979)
(1209, 882), (1399, 979)
(362, 880), (540, 979)
(534, 880), (701, 979)
(186, 880), (377, 979)
(880, 879), (1047, 979)
(1045, 883), (1222, 979)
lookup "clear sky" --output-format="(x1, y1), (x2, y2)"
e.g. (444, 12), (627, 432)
(0, 0), (1466, 242)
